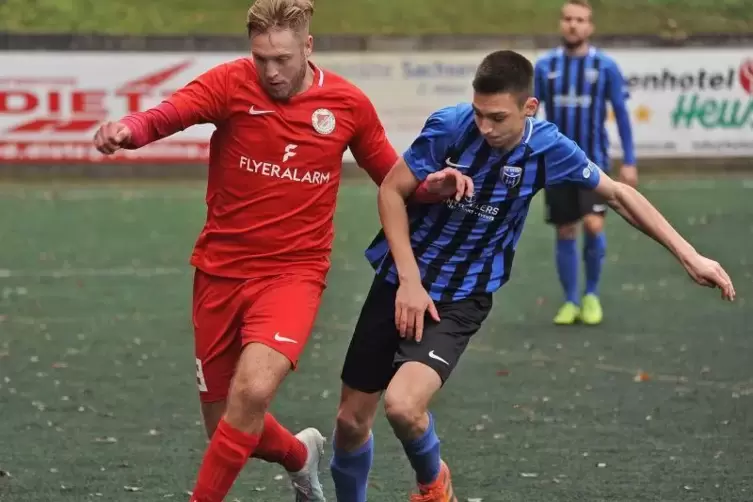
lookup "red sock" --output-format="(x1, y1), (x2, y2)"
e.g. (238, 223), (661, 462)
(252, 413), (307, 472)
(190, 418), (261, 502)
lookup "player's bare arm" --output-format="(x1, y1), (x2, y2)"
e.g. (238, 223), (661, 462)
(418, 167), (475, 202)
(592, 173), (735, 300)
(377, 159), (446, 342)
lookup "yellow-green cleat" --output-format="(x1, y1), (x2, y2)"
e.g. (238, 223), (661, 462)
(579, 294), (603, 325)
(553, 302), (580, 325)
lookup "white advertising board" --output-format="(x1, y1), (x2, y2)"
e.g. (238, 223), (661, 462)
(604, 48), (753, 159)
(0, 48), (751, 164)
(0, 51), (513, 164)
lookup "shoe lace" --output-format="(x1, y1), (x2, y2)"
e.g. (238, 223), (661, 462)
(292, 478), (313, 501)
(410, 485), (445, 502)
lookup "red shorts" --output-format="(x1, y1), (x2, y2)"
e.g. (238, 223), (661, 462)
(192, 268), (325, 403)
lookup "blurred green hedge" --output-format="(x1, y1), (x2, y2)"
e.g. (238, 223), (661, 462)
(1, 0), (751, 35)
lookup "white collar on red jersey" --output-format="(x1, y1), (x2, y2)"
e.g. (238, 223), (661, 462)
(309, 61), (325, 87)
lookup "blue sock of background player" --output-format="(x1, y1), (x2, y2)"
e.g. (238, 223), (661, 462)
(584, 232), (606, 296)
(556, 237), (580, 304)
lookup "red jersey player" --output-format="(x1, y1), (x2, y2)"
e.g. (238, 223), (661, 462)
(92, 1), (472, 501)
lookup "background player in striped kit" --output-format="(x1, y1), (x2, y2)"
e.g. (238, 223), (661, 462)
(328, 50), (734, 502)
(534, 0), (637, 325)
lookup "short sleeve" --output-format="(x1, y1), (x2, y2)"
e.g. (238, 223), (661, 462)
(348, 92), (399, 182)
(545, 132), (602, 189)
(166, 62), (233, 126)
(402, 106), (457, 182)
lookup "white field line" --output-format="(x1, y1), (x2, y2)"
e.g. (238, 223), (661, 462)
(0, 266), (186, 279)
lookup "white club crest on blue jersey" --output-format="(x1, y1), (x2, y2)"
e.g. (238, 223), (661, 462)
(502, 165), (523, 188)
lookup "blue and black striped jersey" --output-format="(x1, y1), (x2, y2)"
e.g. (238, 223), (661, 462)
(365, 103), (603, 301)
(534, 46), (636, 169)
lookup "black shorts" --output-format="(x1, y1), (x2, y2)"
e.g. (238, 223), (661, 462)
(340, 276), (492, 393)
(544, 183), (608, 226)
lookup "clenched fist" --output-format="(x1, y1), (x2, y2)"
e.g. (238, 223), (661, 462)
(93, 122), (132, 154)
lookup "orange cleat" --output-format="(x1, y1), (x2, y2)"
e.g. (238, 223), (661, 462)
(409, 460), (458, 502)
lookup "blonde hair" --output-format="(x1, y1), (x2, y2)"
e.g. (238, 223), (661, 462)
(565, 0), (591, 8)
(562, 0), (593, 20)
(246, 0), (314, 36)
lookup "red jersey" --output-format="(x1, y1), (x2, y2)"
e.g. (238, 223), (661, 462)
(123, 58), (399, 279)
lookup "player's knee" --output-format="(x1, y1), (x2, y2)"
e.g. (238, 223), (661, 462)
(556, 223), (578, 239)
(228, 375), (276, 416)
(383, 391), (424, 432)
(334, 407), (373, 448)
(583, 216), (604, 235)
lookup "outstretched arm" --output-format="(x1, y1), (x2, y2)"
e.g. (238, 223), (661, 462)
(94, 63), (232, 153)
(545, 130), (735, 301)
(593, 172), (733, 299)
(118, 101), (187, 149)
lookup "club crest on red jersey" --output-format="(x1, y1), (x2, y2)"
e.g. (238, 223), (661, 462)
(312, 108), (336, 135)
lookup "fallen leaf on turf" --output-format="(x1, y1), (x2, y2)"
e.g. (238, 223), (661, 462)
(634, 371), (650, 382)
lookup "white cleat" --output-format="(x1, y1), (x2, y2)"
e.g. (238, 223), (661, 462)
(288, 427), (326, 502)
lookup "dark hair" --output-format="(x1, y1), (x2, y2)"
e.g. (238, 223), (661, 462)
(472, 50), (533, 99)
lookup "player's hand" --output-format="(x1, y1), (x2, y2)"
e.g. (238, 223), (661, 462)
(424, 168), (474, 201)
(93, 121), (132, 154)
(683, 253), (736, 301)
(395, 280), (440, 342)
(619, 165), (638, 188)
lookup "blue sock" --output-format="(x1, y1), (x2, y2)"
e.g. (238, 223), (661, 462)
(330, 433), (373, 502)
(556, 238), (579, 304)
(401, 412), (441, 485)
(584, 232), (606, 296)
